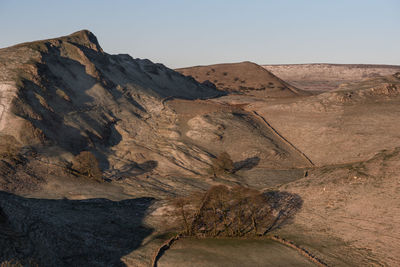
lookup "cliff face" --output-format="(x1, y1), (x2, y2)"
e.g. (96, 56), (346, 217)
(263, 63), (400, 91)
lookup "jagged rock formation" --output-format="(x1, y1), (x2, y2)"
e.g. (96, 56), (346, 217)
(263, 63), (400, 91)
(176, 61), (308, 97)
(0, 30), (227, 179)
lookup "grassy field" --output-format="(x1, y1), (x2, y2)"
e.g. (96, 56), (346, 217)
(157, 238), (314, 267)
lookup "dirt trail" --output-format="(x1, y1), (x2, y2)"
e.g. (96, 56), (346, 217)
(251, 111), (315, 167)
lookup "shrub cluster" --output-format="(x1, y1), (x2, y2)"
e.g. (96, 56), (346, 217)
(211, 152), (234, 177)
(71, 151), (102, 181)
(170, 185), (275, 237)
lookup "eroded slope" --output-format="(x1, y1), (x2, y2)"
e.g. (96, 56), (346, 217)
(277, 148), (400, 266)
(214, 73), (400, 166)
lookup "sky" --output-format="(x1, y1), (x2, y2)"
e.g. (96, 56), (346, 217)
(0, 0), (399, 68)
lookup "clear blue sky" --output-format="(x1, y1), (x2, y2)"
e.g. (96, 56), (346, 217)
(0, 0), (399, 68)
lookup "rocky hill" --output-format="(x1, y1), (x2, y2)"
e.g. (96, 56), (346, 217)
(0, 31), (313, 196)
(263, 63), (400, 91)
(0, 30), (223, 148)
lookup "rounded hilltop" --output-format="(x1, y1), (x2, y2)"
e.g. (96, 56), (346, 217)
(176, 61), (308, 98)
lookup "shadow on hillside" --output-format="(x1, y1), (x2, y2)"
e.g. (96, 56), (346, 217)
(233, 156), (260, 172)
(263, 190), (303, 234)
(16, 47), (125, 167)
(106, 160), (158, 181)
(0, 191), (154, 266)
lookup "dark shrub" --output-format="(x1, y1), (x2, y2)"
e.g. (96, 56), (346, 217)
(211, 152), (234, 177)
(71, 151), (102, 181)
(170, 185), (277, 237)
